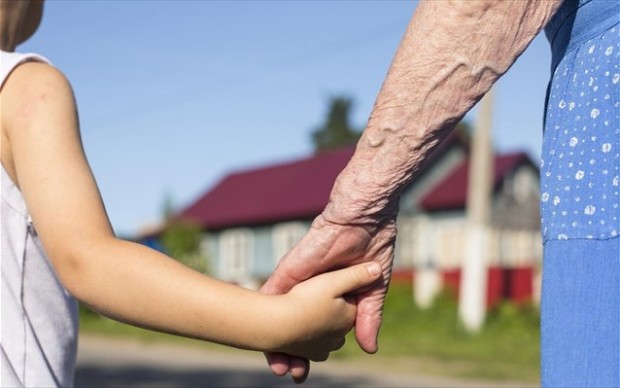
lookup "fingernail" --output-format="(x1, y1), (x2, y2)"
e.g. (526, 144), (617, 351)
(367, 262), (381, 276)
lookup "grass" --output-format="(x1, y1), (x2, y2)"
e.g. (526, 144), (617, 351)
(332, 283), (540, 382)
(79, 283), (540, 382)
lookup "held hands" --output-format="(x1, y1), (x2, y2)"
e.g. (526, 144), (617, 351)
(268, 261), (382, 362)
(261, 213), (397, 382)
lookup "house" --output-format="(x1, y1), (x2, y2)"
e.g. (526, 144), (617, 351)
(177, 128), (542, 307)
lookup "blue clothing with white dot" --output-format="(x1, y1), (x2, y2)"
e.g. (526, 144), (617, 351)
(541, 1), (619, 242)
(540, 1), (620, 387)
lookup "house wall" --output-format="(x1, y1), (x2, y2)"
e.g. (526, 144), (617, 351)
(197, 156), (542, 305)
(399, 213), (542, 270)
(394, 147), (466, 269)
(271, 221), (310, 267)
(492, 165), (540, 230)
(203, 221), (312, 287)
(395, 211), (467, 270)
(399, 147), (466, 215)
(396, 204), (542, 307)
(395, 163), (541, 270)
(253, 226), (276, 279)
(210, 228), (255, 287)
(201, 233), (218, 274)
(438, 265), (536, 308)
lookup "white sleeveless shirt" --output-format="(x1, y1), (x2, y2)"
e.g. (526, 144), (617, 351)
(1, 51), (78, 387)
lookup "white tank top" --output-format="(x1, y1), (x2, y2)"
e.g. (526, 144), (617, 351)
(1, 51), (78, 387)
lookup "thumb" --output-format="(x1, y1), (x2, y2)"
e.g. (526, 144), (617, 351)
(260, 257), (304, 296)
(260, 273), (292, 296)
(354, 291), (385, 354)
(320, 262), (382, 297)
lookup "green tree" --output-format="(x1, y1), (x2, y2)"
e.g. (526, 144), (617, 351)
(161, 221), (208, 274)
(161, 191), (175, 222)
(311, 96), (361, 152)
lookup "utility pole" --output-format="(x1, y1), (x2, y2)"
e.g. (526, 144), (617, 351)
(458, 88), (494, 332)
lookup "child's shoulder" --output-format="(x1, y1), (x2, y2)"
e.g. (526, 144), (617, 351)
(2, 59), (76, 133)
(3, 60), (72, 103)
(1, 58), (78, 181)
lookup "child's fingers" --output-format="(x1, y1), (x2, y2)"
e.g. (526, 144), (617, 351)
(264, 352), (291, 376)
(290, 358), (310, 384)
(319, 262), (382, 297)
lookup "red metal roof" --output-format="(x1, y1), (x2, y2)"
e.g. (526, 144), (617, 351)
(179, 132), (534, 229)
(179, 147), (356, 229)
(419, 151), (532, 211)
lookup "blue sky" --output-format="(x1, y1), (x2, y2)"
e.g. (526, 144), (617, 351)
(21, 1), (553, 236)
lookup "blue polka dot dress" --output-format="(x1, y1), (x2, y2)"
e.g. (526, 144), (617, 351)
(540, 1), (620, 386)
(541, 28), (619, 242)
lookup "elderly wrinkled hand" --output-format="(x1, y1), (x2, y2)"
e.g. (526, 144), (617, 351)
(260, 213), (396, 382)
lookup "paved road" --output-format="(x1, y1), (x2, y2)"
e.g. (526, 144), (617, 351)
(75, 335), (536, 387)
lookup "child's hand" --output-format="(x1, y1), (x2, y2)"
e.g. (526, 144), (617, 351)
(267, 262), (382, 362)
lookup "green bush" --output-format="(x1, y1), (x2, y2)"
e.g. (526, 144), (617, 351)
(161, 221), (208, 273)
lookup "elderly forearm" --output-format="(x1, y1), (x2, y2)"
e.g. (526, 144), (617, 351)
(325, 0), (562, 224)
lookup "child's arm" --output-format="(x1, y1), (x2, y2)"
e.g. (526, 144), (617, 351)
(0, 62), (381, 361)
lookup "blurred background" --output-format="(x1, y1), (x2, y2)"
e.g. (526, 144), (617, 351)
(21, 0), (552, 386)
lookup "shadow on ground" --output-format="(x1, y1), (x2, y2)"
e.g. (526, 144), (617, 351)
(75, 363), (374, 387)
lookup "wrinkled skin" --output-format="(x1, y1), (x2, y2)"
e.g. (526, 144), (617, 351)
(260, 212), (396, 383)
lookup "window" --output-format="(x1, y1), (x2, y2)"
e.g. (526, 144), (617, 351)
(219, 229), (253, 280)
(272, 222), (308, 264)
(396, 218), (415, 266)
(513, 167), (538, 205)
